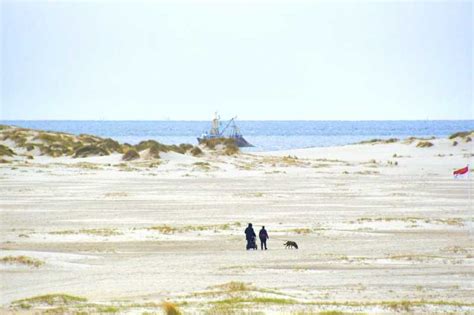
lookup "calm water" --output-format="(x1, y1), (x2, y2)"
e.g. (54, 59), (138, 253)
(1, 120), (472, 152)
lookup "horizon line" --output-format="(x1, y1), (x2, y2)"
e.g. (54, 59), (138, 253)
(1, 119), (473, 122)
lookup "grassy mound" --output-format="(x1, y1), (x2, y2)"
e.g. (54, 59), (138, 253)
(0, 126), (125, 158)
(161, 301), (182, 315)
(0, 124), (203, 159)
(122, 149), (140, 161)
(148, 145), (161, 159)
(200, 138), (239, 155)
(133, 140), (198, 157)
(448, 130), (474, 139)
(358, 138), (399, 145)
(416, 141), (434, 148)
(74, 145), (109, 158)
(190, 146), (203, 156)
(0, 144), (15, 157)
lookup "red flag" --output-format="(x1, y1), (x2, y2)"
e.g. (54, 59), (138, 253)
(453, 165), (469, 177)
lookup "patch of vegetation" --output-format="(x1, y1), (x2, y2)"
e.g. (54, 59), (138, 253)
(193, 161), (211, 170)
(13, 294), (87, 306)
(358, 138), (398, 145)
(148, 145), (161, 159)
(214, 297), (297, 305)
(49, 228), (122, 237)
(74, 145), (109, 158)
(356, 216), (463, 226)
(97, 305), (120, 313)
(403, 136), (435, 144)
(122, 149), (140, 161)
(200, 138), (240, 155)
(416, 141), (433, 148)
(162, 301), (182, 315)
(224, 143), (239, 155)
(0, 255), (44, 267)
(134, 140), (194, 156)
(147, 225), (178, 234)
(448, 131), (473, 139)
(147, 223), (238, 234)
(0, 144), (15, 157)
(99, 138), (123, 153)
(213, 281), (253, 292)
(72, 162), (101, 170)
(190, 146), (203, 156)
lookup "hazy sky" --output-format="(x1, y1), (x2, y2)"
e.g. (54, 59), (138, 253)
(1, 0), (472, 120)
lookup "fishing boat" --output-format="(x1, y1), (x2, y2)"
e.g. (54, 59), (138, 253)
(197, 113), (253, 147)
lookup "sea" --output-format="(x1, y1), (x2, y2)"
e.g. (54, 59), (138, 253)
(1, 120), (472, 152)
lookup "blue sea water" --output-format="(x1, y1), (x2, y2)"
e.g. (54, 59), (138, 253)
(1, 120), (472, 152)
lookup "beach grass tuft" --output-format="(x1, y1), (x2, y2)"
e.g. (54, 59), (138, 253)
(162, 301), (182, 315)
(190, 146), (203, 156)
(0, 144), (15, 157)
(200, 138), (240, 155)
(13, 294), (87, 306)
(0, 255), (44, 267)
(448, 130), (473, 139)
(74, 145), (109, 158)
(358, 138), (398, 145)
(122, 149), (140, 161)
(416, 141), (433, 148)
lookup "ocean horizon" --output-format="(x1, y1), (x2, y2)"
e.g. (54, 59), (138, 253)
(1, 120), (472, 151)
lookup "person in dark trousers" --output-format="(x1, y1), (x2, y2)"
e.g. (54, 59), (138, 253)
(244, 223), (256, 250)
(259, 226), (269, 250)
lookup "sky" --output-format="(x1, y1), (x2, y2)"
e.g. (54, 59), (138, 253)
(0, 0), (472, 120)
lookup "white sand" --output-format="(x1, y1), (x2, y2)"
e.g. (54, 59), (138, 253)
(0, 136), (473, 314)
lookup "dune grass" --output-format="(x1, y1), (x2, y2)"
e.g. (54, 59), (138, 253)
(416, 141), (434, 148)
(74, 145), (109, 158)
(193, 161), (211, 170)
(190, 146), (203, 156)
(0, 255), (44, 267)
(200, 138), (240, 155)
(213, 281), (253, 292)
(122, 149), (140, 161)
(0, 144), (15, 156)
(358, 138), (398, 145)
(134, 140), (195, 156)
(356, 216), (463, 226)
(162, 301), (182, 315)
(13, 294), (87, 306)
(449, 130), (473, 139)
(147, 223), (237, 234)
(49, 228), (122, 237)
(0, 125), (199, 159)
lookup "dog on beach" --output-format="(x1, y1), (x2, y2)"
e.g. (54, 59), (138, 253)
(283, 241), (298, 249)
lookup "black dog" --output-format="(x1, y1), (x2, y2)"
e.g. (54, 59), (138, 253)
(284, 241), (298, 249)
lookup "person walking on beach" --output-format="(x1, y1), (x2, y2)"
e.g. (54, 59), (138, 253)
(245, 223), (256, 250)
(259, 226), (269, 250)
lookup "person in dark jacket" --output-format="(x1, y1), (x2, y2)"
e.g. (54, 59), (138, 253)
(259, 226), (269, 250)
(244, 223), (256, 250)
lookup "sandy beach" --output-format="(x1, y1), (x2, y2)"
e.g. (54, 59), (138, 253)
(0, 129), (473, 314)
